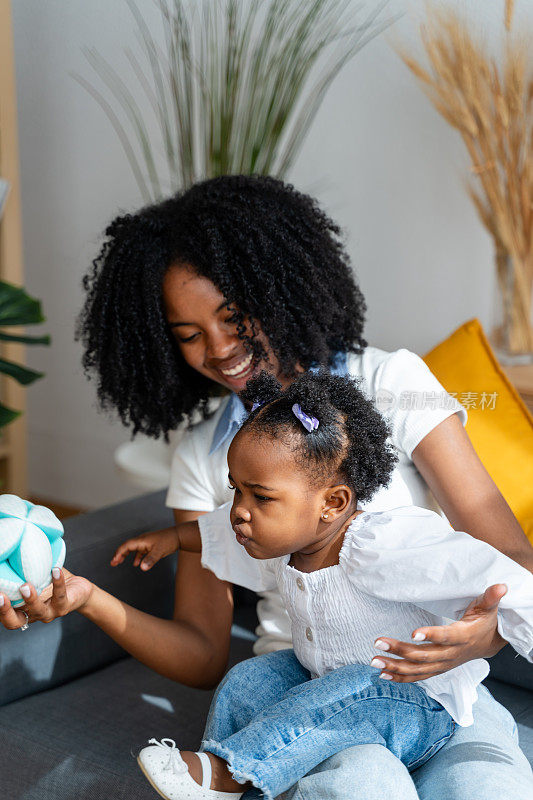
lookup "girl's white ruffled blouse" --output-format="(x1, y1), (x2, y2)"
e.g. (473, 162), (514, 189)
(198, 503), (533, 727)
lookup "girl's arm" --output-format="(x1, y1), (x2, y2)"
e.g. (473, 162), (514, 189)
(372, 412), (533, 682)
(109, 514), (203, 571)
(345, 505), (533, 682)
(88, 509), (235, 686)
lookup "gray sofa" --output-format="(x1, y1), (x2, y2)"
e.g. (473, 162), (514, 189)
(0, 491), (531, 799)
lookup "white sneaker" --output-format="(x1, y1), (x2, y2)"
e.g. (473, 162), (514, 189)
(137, 738), (245, 800)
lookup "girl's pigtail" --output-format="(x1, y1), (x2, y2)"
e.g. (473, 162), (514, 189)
(239, 371), (282, 409)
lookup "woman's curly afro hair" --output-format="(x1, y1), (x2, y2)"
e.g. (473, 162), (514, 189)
(238, 370), (398, 505)
(76, 174), (367, 439)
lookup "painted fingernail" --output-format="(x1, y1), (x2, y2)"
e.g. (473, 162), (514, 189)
(371, 658), (386, 669)
(375, 639), (390, 651)
(412, 632), (426, 641)
(52, 568), (61, 579)
(20, 585), (30, 599)
(380, 673), (393, 680)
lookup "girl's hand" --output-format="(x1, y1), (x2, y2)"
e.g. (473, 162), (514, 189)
(110, 526), (180, 571)
(371, 584), (508, 682)
(0, 567), (94, 630)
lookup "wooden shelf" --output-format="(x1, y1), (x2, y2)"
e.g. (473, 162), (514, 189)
(0, 0), (28, 495)
(504, 364), (533, 415)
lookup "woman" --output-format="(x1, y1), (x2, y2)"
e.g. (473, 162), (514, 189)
(1, 175), (532, 800)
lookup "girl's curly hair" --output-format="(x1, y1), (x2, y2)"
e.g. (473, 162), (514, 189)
(238, 371), (397, 504)
(76, 174), (367, 438)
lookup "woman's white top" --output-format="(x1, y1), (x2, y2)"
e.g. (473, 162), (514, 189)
(199, 503), (533, 727)
(166, 346), (468, 653)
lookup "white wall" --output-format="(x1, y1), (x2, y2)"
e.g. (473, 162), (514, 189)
(11, 0), (524, 508)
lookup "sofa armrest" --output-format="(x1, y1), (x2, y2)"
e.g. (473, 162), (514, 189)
(488, 644), (533, 692)
(0, 490), (176, 707)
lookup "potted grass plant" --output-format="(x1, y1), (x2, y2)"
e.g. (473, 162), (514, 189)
(74, 0), (397, 490)
(397, 1), (533, 363)
(74, 0), (396, 200)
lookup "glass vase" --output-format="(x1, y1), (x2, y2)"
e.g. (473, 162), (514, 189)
(491, 248), (533, 365)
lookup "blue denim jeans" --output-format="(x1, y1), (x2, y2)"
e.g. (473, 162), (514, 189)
(276, 684), (533, 800)
(200, 649), (456, 800)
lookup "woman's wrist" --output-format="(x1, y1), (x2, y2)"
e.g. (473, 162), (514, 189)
(77, 582), (130, 638)
(76, 581), (101, 619)
(487, 627), (508, 657)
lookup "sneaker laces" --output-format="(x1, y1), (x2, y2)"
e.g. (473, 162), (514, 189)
(148, 738), (188, 775)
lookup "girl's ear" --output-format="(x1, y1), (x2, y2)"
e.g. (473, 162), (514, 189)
(321, 485), (354, 521)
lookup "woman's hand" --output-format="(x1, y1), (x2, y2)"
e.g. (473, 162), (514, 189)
(371, 584), (508, 682)
(110, 526), (180, 571)
(0, 568), (94, 630)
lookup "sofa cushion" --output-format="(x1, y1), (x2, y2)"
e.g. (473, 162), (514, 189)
(0, 633), (256, 800)
(423, 318), (533, 543)
(488, 644), (533, 692)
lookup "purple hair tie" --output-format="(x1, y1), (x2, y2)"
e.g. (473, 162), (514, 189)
(251, 401), (263, 413)
(292, 403), (319, 432)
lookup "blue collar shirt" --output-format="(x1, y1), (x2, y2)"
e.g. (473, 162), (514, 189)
(209, 351), (349, 456)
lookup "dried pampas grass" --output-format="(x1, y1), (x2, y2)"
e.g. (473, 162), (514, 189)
(505, 0), (514, 31)
(396, 3), (533, 355)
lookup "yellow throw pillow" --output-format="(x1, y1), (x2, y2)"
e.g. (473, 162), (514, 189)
(423, 318), (533, 544)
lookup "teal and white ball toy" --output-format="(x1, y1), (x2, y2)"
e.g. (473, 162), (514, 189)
(0, 494), (65, 607)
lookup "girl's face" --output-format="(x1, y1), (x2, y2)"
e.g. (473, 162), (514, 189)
(163, 263), (290, 394)
(227, 428), (352, 561)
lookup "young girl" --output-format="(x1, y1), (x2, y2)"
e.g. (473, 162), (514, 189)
(134, 371), (533, 800)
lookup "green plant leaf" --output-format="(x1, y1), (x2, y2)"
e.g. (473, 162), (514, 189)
(0, 281), (49, 430)
(0, 332), (51, 346)
(0, 358), (44, 386)
(0, 281), (46, 326)
(0, 403), (21, 428)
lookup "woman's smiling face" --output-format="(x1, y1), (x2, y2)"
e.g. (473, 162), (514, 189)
(163, 262), (288, 393)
